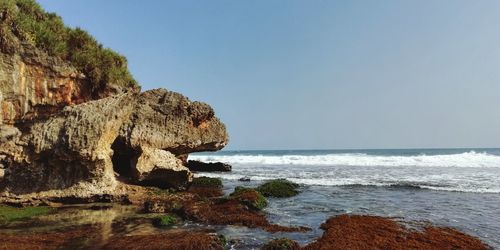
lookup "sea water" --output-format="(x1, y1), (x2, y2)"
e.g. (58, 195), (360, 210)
(190, 148), (500, 248)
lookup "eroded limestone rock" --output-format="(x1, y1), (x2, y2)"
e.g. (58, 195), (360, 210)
(0, 49), (89, 125)
(0, 88), (228, 203)
(1, 94), (135, 199)
(131, 147), (192, 189)
(119, 89), (228, 155)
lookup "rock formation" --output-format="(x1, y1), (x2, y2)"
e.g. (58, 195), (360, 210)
(0, 89), (228, 203)
(0, 0), (228, 204)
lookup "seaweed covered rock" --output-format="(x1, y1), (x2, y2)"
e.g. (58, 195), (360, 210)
(103, 231), (226, 250)
(302, 215), (490, 250)
(261, 238), (300, 250)
(188, 177), (224, 198)
(152, 214), (177, 228)
(230, 186), (267, 210)
(257, 179), (300, 198)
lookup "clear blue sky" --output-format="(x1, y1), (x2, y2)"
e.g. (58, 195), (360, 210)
(39, 0), (500, 150)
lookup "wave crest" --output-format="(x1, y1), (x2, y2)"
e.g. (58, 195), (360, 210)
(190, 151), (500, 168)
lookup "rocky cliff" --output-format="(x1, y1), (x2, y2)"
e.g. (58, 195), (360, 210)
(0, 45), (88, 125)
(0, 88), (228, 204)
(0, 0), (228, 204)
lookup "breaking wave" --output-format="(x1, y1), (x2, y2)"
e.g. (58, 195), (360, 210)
(190, 151), (500, 168)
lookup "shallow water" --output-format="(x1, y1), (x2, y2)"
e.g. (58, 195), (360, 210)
(1, 183), (499, 249)
(192, 148), (500, 248)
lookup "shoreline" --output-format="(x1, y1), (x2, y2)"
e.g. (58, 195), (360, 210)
(0, 177), (492, 249)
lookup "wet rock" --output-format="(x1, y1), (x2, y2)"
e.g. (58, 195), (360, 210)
(181, 196), (309, 233)
(230, 186), (267, 210)
(239, 177), (251, 182)
(187, 177), (224, 198)
(143, 192), (197, 213)
(302, 215), (490, 250)
(143, 188), (308, 233)
(261, 238), (300, 250)
(256, 179), (300, 198)
(187, 160), (232, 172)
(0, 226), (102, 250)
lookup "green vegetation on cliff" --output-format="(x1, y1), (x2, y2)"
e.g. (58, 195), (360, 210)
(0, 0), (138, 92)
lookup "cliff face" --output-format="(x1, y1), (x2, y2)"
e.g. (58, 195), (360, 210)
(0, 46), (89, 125)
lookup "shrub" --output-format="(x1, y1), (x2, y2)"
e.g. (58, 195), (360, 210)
(152, 214), (177, 228)
(261, 238), (300, 250)
(0, 0), (139, 93)
(230, 186), (267, 210)
(256, 179), (299, 198)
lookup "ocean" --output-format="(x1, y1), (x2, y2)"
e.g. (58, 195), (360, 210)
(190, 148), (500, 248)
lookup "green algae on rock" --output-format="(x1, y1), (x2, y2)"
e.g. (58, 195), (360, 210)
(230, 186), (268, 210)
(0, 205), (53, 223)
(191, 177), (223, 188)
(256, 179), (300, 198)
(261, 238), (300, 250)
(152, 214), (177, 228)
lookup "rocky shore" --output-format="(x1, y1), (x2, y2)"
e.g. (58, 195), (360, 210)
(0, 179), (492, 249)
(0, 1), (493, 249)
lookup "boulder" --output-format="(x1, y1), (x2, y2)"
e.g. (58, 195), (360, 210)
(131, 147), (192, 189)
(187, 160), (232, 172)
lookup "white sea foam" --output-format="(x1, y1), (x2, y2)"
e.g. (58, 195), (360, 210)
(191, 151), (500, 193)
(190, 151), (500, 168)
